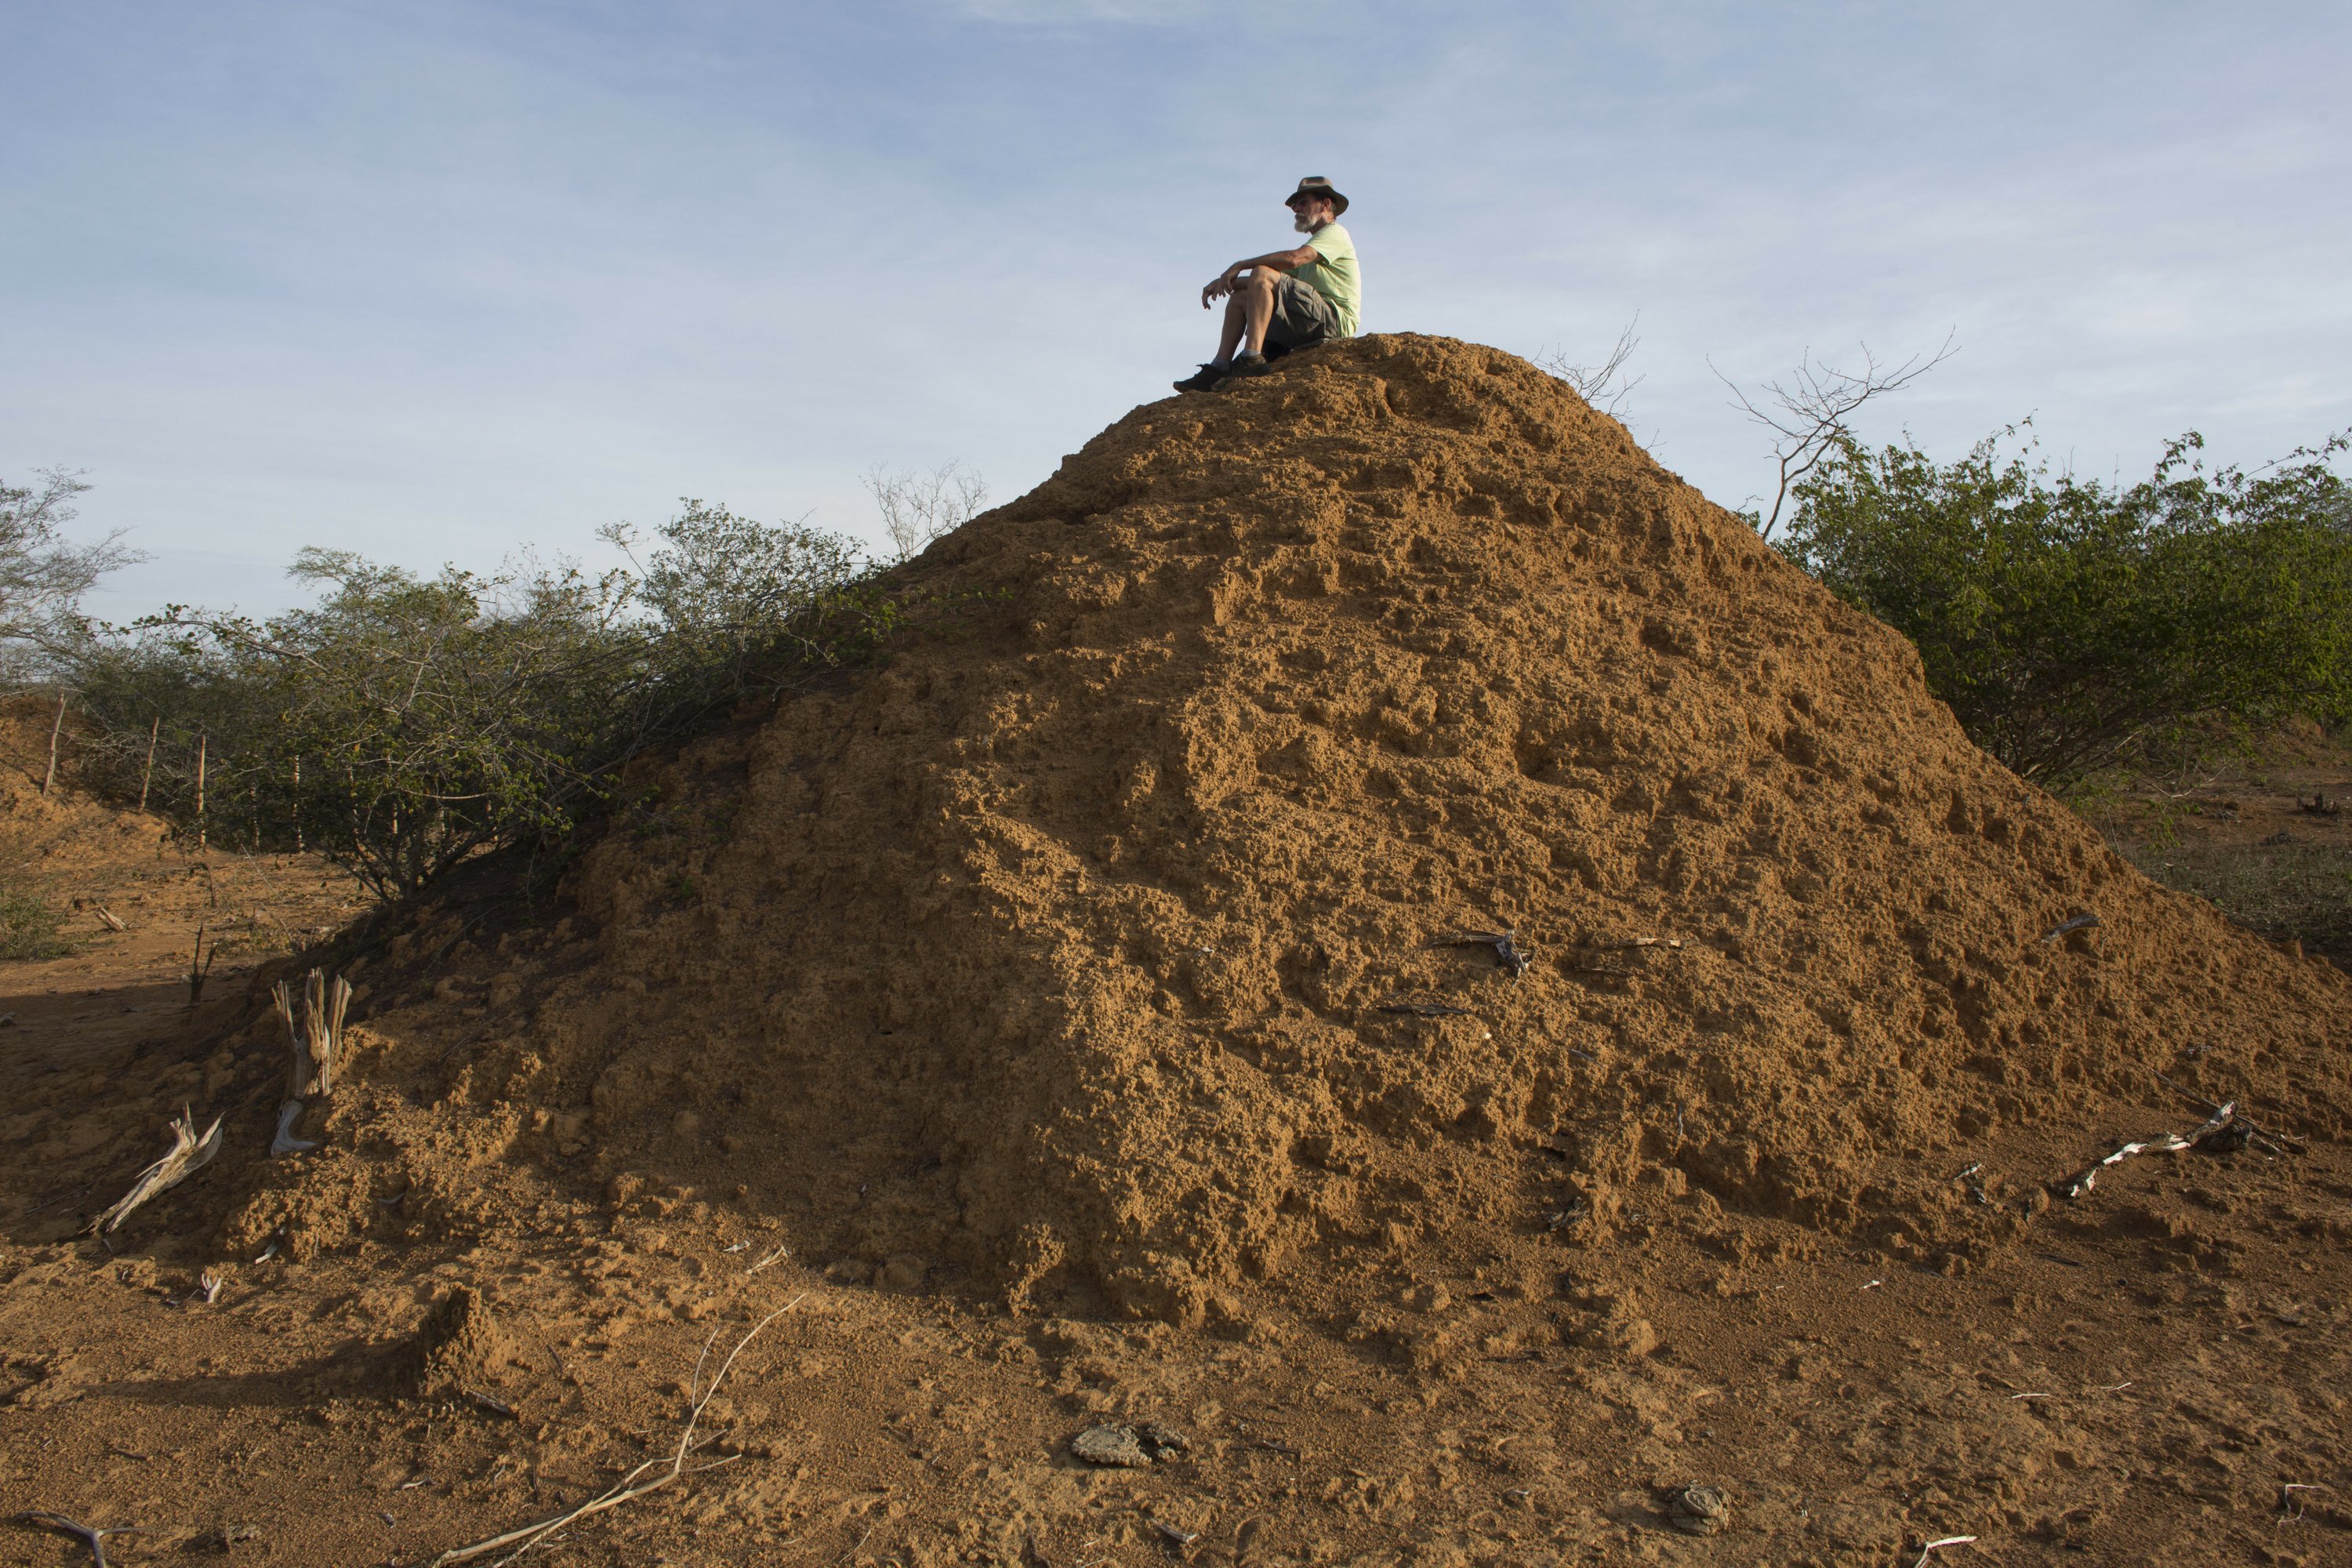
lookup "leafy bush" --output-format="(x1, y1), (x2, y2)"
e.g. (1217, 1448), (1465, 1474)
(608, 500), (874, 674)
(1778, 429), (2352, 786)
(66, 504), (894, 900)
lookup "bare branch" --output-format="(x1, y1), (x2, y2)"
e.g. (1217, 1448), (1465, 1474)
(1714, 332), (1958, 541)
(1534, 317), (1644, 417)
(12, 1512), (147, 1568)
(865, 462), (988, 563)
(90, 1107), (223, 1233)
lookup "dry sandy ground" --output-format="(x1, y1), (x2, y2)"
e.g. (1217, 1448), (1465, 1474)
(2, 784), (2348, 1566)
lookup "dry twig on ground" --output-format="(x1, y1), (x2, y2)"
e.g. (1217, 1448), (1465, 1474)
(2278, 1482), (2334, 1523)
(430, 1294), (806, 1566)
(2041, 913), (2100, 942)
(1435, 928), (1530, 977)
(184, 924), (218, 1007)
(2055, 1104), (2236, 1198)
(12, 1510), (146, 1568)
(270, 1100), (317, 1157)
(1910, 1537), (1976, 1567)
(89, 1106), (223, 1233)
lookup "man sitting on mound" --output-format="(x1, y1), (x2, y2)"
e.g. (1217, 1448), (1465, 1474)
(1174, 176), (1361, 393)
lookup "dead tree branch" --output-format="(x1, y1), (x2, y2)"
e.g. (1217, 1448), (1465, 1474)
(184, 924), (218, 1008)
(90, 1108), (223, 1234)
(865, 462), (987, 563)
(1535, 316), (1643, 417)
(1714, 332), (1958, 541)
(272, 967), (350, 1156)
(275, 968), (353, 1099)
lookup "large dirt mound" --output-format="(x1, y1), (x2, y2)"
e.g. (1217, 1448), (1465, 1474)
(242, 333), (2349, 1325)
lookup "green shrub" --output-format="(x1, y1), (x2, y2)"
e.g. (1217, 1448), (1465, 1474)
(65, 503), (895, 901)
(1779, 429), (2352, 786)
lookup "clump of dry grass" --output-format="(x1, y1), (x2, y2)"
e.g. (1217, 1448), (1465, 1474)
(0, 877), (70, 960)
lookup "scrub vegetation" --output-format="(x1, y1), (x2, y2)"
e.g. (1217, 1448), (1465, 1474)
(1777, 426), (2352, 789)
(33, 501), (897, 901)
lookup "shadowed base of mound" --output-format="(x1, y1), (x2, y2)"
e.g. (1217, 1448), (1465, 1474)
(219, 333), (2352, 1327)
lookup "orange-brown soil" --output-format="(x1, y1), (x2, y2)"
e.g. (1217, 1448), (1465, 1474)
(4, 336), (2350, 1566)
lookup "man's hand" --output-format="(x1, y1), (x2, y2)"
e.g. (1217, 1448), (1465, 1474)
(1201, 245), (1323, 308)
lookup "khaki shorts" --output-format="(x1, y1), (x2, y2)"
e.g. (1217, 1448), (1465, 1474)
(1266, 273), (1340, 351)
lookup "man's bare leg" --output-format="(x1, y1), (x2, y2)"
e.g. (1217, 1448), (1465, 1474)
(1214, 296), (1246, 364)
(1214, 268), (1279, 361)
(1180, 268), (1287, 390)
(1239, 268), (1277, 355)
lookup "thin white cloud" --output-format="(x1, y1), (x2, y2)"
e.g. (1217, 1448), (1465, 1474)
(936, 0), (1189, 20)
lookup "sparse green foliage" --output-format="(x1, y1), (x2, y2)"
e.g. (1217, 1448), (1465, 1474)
(607, 501), (873, 674)
(0, 469), (144, 681)
(65, 504), (893, 900)
(1779, 427), (2352, 786)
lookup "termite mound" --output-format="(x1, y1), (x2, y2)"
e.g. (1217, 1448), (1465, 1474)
(238, 334), (2352, 1324)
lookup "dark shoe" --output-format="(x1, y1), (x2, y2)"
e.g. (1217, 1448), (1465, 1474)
(1173, 362), (1229, 393)
(1228, 350), (1270, 376)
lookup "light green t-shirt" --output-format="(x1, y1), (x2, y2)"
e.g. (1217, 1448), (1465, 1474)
(1296, 221), (1360, 337)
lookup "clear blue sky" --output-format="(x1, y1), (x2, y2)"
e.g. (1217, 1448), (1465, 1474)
(5, 1), (2347, 622)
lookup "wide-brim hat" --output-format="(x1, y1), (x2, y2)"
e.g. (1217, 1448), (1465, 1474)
(1285, 176), (1348, 216)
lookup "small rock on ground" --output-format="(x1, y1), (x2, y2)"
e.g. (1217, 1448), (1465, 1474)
(1667, 1484), (1730, 1535)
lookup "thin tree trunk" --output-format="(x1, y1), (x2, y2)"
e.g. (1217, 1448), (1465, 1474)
(291, 755), (302, 851)
(41, 692), (67, 797)
(138, 717), (160, 811)
(195, 730), (208, 852)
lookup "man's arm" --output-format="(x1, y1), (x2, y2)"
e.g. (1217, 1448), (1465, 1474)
(1202, 243), (1322, 307)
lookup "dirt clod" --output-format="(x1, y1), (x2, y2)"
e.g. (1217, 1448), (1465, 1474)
(1069, 1425), (1153, 1468)
(401, 1286), (517, 1401)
